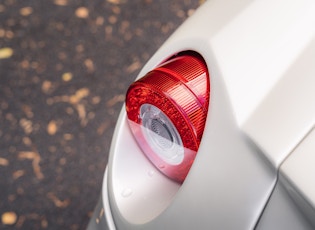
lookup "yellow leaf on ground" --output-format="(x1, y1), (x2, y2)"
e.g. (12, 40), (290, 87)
(0, 47), (13, 59)
(18, 151), (44, 180)
(107, 0), (122, 4)
(126, 61), (141, 73)
(47, 120), (57, 135)
(54, 0), (68, 6)
(19, 118), (33, 134)
(106, 94), (125, 107)
(1, 212), (17, 225)
(41, 80), (53, 94)
(75, 7), (89, 18)
(69, 88), (89, 104)
(13, 170), (25, 180)
(20, 7), (33, 16)
(84, 59), (95, 72)
(0, 157), (9, 166)
(47, 193), (70, 208)
(62, 72), (73, 82)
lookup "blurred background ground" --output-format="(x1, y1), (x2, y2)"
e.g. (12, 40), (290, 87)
(0, 0), (202, 229)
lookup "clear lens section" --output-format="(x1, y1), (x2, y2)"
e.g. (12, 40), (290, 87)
(140, 104), (184, 165)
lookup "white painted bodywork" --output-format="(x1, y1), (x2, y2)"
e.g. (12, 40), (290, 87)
(101, 0), (315, 229)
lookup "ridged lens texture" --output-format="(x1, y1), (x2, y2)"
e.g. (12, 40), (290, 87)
(126, 53), (210, 183)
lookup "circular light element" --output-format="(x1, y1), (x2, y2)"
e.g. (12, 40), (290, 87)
(140, 103), (184, 165)
(126, 53), (210, 183)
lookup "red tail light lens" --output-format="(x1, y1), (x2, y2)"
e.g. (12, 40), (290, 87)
(126, 53), (210, 183)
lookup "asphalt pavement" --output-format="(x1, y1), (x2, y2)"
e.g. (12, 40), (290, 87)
(0, 0), (202, 229)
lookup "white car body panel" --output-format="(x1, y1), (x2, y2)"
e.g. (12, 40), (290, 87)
(93, 0), (315, 229)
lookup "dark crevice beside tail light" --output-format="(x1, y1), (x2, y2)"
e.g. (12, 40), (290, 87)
(126, 52), (210, 183)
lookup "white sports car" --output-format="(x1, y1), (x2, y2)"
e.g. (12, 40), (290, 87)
(88, 0), (315, 229)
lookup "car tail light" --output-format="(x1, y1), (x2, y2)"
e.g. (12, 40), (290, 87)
(126, 52), (210, 183)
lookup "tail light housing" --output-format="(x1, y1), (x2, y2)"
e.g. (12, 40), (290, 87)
(126, 52), (210, 183)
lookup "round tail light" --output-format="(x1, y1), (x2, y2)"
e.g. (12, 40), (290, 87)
(126, 53), (210, 183)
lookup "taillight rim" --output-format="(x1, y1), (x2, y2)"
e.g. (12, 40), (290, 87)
(126, 52), (210, 183)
